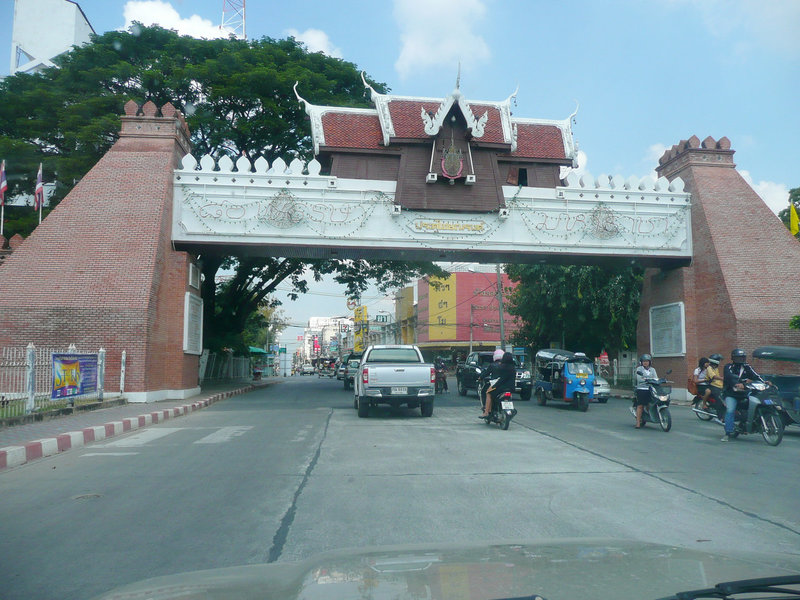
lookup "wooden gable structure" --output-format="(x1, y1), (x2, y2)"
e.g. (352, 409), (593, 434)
(295, 76), (577, 213)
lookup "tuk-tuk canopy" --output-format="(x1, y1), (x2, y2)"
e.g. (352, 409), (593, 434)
(753, 346), (800, 363)
(535, 349), (593, 364)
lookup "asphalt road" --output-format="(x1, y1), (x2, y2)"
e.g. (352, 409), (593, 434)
(1, 375), (798, 600)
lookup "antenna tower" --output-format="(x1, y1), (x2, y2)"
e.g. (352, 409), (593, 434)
(221, 0), (246, 40)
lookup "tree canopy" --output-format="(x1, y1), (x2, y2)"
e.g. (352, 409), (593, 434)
(506, 263), (644, 357)
(0, 25), (444, 352)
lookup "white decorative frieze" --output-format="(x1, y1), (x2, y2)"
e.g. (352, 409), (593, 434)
(172, 154), (692, 263)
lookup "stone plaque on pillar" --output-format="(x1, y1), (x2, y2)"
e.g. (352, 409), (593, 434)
(649, 302), (686, 357)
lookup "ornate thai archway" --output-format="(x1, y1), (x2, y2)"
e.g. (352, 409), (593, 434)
(1, 82), (797, 401)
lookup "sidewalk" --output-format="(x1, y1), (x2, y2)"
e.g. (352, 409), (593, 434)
(0, 379), (276, 471)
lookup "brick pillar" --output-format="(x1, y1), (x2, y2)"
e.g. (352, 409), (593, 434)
(0, 100), (202, 402)
(637, 135), (800, 392)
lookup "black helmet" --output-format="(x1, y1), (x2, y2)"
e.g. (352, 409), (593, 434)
(639, 353), (652, 364)
(698, 357), (709, 368)
(709, 353), (722, 365)
(731, 348), (746, 363)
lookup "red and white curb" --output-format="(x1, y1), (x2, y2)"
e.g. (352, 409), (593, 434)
(0, 386), (255, 471)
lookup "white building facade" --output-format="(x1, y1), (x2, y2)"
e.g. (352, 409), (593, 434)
(11, 0), (94, 75)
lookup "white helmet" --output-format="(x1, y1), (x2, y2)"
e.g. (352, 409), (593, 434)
(493, 349), (504, 361)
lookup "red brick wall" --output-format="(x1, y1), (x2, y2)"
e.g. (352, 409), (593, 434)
(638, 136), (800, 383)
(0, 101), (200, 396)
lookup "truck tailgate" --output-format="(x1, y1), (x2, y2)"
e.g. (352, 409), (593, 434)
(365, 364), (431, 387)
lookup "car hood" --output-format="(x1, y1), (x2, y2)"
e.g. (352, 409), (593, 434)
(91, 538), (800, 600)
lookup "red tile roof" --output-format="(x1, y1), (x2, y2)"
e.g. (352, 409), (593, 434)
(320, 112), (384, 150)
(388, 101), (442, 139)
(316, 98), (570, 161)
(505, 123), (567, 160)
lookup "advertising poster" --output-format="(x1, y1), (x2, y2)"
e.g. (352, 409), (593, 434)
(51, 353), (98, 400)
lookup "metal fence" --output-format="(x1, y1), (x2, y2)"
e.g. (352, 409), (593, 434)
(200, 352), (251, 382)
(0, 344), (110, 419)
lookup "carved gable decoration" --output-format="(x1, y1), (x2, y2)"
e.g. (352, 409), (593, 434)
(421, 89), (488, 138)
(435, 110), (470, 183)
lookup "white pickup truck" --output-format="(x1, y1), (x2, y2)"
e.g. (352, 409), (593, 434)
(354, 345), (435, 418)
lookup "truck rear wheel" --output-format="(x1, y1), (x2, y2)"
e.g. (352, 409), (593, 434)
(357, 396), (369, 418)
(421, 401), (433, 417)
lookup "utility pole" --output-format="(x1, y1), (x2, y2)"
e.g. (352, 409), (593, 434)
(469, 304), (474, 354)
(496, 264), (506, 352)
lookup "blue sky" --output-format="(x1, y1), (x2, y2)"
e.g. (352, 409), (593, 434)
(2, 0), (799, 351)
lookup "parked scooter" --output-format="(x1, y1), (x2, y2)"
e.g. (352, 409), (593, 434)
(630, 375), (673, 432)
(691, 379), (785, 446)
(478, 378), (517, 430)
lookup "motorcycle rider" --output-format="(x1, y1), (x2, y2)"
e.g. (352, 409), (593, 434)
(634, 354), (657, 428)
(705, 353), (724, 411)
(434, 356), (449, 392)
(721, 348), (761, 442)
(480, 349), (515, 419)
(693, 357), (711, 409)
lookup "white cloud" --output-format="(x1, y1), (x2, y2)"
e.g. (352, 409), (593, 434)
(286, 28), (343, 58)
(645, 143), (668, 165)
(393, 0), (490, 80)
(123, 1), (231, 39)
(669, 0), (800, 58)
(740, 171), (790, 216)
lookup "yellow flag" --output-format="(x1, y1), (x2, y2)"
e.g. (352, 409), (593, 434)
(790, 202), (799, 236)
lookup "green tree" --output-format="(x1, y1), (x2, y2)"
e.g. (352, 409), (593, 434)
(242, 303), (287, 350)
(0, 25), (444, 352)
(506, 264), (644, 357)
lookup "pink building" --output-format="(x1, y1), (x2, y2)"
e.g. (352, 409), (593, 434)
(414, 270), (521, 355)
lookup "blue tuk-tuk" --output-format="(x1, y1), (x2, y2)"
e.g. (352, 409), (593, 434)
(752, 346), (800, 427)
(534, 349), (595, 412)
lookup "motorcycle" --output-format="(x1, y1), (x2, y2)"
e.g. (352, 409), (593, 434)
(691, 379), (785, 446)
(690, 383), (717, 421)
(478, 377), (517, 430)
(630, 376), (672, 432)
(434, 364), (448, 394)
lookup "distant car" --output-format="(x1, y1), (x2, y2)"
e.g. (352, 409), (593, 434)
(593, 375), (610, 403)
(301, 364), (315, 376)
(343, 358), (360, 391)
(336, 362), (346, 380)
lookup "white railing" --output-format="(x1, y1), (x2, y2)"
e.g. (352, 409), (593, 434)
(0, 344), (114, 419)
(200, 352), (251, 383)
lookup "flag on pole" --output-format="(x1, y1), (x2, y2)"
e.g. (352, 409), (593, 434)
(790, 201), (799, 236)
(34, 163), (43, 210)
(0, 160), (7, 207)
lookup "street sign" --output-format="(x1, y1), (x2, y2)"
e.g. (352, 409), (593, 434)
(346, 298), (358, 310)
(279, 346), (286, 354)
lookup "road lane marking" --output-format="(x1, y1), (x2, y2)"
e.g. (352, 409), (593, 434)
(193, 426), (253, 444)
(94, 428), (183, 448)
